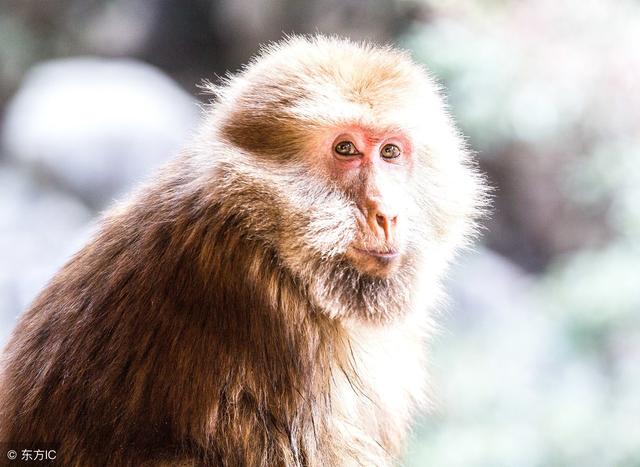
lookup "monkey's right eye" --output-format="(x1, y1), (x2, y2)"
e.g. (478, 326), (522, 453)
(334, 141), (359, 156)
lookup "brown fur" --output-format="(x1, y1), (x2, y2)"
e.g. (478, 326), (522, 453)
(0, 36), (487, 466)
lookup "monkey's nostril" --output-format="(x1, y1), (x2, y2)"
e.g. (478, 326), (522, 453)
(375, 214), (397, 228)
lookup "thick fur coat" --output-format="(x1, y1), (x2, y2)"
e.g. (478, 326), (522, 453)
(0, 36), (486, 466)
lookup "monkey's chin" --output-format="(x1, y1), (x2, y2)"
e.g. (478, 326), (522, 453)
(347, 246), (402, 278)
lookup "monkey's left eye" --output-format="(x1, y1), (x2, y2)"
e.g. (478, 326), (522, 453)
(334, 141), (359, 156)
(380, 144), (401, 160)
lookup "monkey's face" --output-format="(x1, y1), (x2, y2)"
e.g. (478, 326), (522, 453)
(211, 36), (486, 320)
(307, 125), (414, 278)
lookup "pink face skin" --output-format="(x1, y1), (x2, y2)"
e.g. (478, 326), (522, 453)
(310, 124), (414, 277)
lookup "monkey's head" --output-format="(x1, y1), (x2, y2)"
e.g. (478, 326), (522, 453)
(202, 36), (486, 321)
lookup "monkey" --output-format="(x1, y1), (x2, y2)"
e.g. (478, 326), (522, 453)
(0, 36), (486, 466)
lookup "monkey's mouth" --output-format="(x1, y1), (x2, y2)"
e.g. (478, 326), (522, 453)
(347, 246), (402, 277)
(352, 247), (400, 260)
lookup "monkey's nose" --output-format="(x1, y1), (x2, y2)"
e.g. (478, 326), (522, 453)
(370, 210), (398, 243)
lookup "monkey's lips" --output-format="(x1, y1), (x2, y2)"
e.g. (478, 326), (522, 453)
(352, 247), (400, 259)
(348, 246), (401, 277)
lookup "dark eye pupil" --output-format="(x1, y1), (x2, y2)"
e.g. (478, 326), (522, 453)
(382, 144), (400, 158)
(335, 141), (356, 155)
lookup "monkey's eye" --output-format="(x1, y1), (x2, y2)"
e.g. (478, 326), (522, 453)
(334, 141), (359, 156)
(380, 144), (401, 160)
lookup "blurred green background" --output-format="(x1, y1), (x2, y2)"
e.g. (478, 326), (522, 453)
(0, 1), (638, 466)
